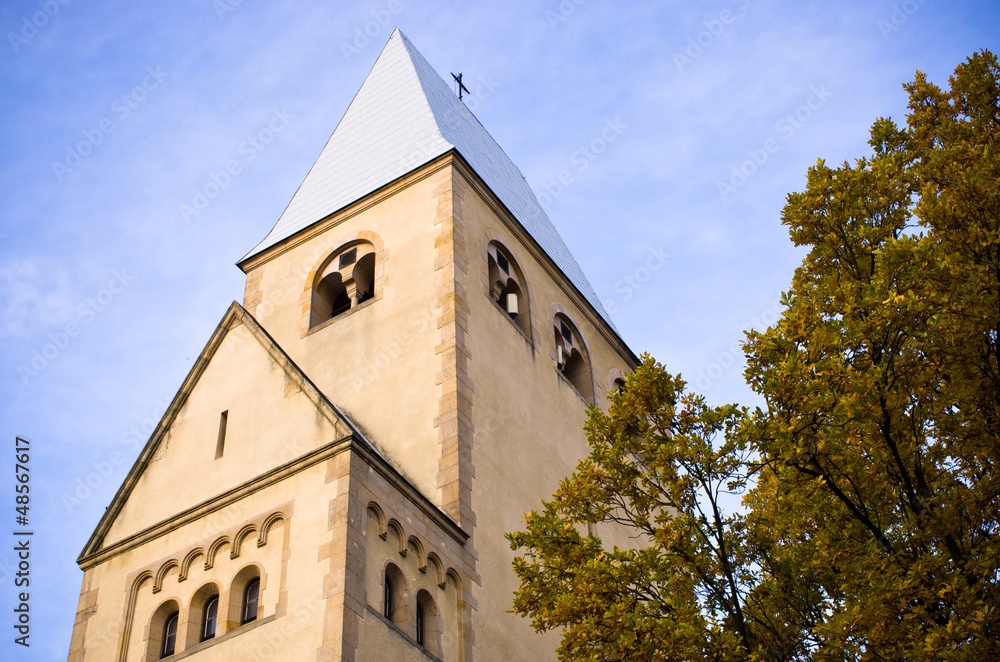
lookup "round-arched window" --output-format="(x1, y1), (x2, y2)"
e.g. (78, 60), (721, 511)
(311, 242), (377, 327)
(553, 313), (594, 401)
(242, 577), (260, 624)
(487, 242), (531, 337)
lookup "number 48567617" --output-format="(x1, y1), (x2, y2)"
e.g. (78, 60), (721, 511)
(15, 437), (30, 520)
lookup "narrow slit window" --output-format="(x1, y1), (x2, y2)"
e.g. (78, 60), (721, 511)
(383, 574), (394, 619)
(215, 410), (228, 459)
(560, 321), (572, 343)
(496, 252), (509, 273)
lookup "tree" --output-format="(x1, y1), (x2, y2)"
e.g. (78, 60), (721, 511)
(509, 50), (1000, 661)
(507, 357), (820, 661)
(743, 50), (1000, 658)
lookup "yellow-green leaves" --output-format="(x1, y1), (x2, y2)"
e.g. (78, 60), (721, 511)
(508, 357), (769, 662)
(745, 49), (1000, 660)
(508, 50), (999, 662)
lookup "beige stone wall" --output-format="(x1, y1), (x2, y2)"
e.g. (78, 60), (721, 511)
(453, 162), (637, 660)
(70, 465), (331, 662)
(103, 320), (348, 547)
(357, 614), (435, 662)
(70, 441), (468, 662)
(243, 164), (454, 512)
(355, 449), (475, 661)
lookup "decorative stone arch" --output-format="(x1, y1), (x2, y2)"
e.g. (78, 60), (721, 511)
(301, 231), (387, 335)
(230, 524), (258, 559)
(608, 368), (628, 396)
(425, 552), (446, 589)
(257, 511), (285, 547)
(386, 518), (406, 556)
(382, 560), (411, 629)
(178, 548), (205, 582)
(407, 535), (426, 571)
(415, 587), (442, 656)
(204, 536), (231, 570)
(152, 559), (180, 594)
(444, 567), (471, 661)
(479, 231), (536, 343)
(145, 598), (182, 661)
(226, 563), (264, 631)
(366, 501), (387, 539)
(445, 567), (463, 594)
(548, 304), (596, 402)
(183, 581), (222, 646)
(117, 571), (154, 662)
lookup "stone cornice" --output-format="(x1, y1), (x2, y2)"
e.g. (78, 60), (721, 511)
(236, 156), (453, 273)
(80, 435), (468, 570)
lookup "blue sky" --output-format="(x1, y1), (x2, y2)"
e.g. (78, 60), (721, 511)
(1, 1), (998, 659)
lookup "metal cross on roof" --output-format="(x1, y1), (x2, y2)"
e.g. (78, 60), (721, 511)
(451, 72), (469, 100)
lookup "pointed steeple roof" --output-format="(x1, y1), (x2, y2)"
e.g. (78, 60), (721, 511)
(244, 29), (615, 328)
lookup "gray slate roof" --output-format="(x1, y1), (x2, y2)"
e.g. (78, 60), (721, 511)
(244, 29), (615, 329)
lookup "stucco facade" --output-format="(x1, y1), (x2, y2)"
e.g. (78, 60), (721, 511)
(68, 31), (638, 662)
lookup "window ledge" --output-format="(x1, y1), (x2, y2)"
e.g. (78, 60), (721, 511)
(165, 613), (276, 660)
(556, 370), (594, 406)
(365, 604), (442, 662)
(487, 295), (533, 346)
(306, 296), (377, 337)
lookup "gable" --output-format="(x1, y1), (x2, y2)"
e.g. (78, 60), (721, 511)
(87, 303), (356, 556)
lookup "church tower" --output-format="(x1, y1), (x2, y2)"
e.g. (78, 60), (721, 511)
(67, 30), (638, 662)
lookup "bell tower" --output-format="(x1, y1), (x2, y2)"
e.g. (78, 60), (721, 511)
(68, 29), (638, 662)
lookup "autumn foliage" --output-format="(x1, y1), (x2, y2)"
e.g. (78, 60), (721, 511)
(508, 50), (1000, 661)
